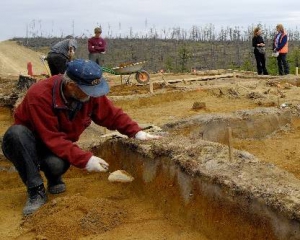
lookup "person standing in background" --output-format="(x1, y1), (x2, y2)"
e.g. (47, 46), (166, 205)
(252, 27), (268, 75)
(273, 24), (289, 75)
(47, 35), (78, 76)
(88, 27), (106, 65)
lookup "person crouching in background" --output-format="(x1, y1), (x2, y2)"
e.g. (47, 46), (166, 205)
(47, 35), (78, 76)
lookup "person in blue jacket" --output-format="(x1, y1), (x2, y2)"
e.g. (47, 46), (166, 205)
(273, 24), (289, 75)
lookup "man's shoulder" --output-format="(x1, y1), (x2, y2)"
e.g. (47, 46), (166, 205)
(27, 76), (59, 99)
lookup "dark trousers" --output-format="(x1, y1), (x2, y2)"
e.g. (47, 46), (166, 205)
(1, 125), (70, 189)
(47, 52), (69, 76)
(88, 53), (104, 66)
(254, 52), (268, 75)
(277, 53), (289, 75)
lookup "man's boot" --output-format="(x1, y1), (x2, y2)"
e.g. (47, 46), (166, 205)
(47, 176), (66, 194)
(23, 184), (47, 216)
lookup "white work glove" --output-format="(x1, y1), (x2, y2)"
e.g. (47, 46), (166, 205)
(135, 131), (162, 140)
(85, 156), (109, 172)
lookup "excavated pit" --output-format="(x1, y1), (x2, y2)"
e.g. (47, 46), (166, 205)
(93, 137), (300, 240)
(162, 107), (292, 144)
(90, 107), (300, 240)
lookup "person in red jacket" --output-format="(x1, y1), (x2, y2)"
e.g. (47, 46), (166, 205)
(88, 27), (106, 65)
(1, 59), (160, 216)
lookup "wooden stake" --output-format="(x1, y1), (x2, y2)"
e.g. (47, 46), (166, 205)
(161, 72), (168, 85)
(296, 67), (299, 76)
(149, 81), (154, 93)
(227, 127), (233, 162)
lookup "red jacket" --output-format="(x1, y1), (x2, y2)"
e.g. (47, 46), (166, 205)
(88, 36), (106, 53)
(13, 75), (141, 168)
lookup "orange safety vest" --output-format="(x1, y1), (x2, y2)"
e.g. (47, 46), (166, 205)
(275, 32), (288, 53)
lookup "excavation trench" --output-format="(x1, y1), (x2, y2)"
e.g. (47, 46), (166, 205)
(91, 107), (300, 240)
(94, 137), (300, 240)
(162, 107), (292, 144)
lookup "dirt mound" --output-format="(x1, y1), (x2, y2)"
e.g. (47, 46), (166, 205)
(0, 40), (46, 76)
(22, 194), (126, 240)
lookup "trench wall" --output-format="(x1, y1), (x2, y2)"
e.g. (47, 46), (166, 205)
(163, 107), (292, 143)
(89, 107), (299, 239)
(92, 138), (300, 240)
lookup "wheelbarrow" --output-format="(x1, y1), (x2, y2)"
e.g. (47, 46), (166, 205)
(101, 61), (150, 85)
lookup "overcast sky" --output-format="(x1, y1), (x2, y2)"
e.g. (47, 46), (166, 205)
(1, 0), (300, 41)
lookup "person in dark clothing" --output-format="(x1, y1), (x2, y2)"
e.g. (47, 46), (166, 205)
(47, 36), (78, 76)
(1, 59), (161, 216)
(273, 24), (289, 75)
(252, 27), (268, 75)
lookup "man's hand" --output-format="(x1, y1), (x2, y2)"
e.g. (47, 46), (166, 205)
(85, 156), (109, 172)
(135, 131), (162, 140)
(68, 50), (75, 60)
(68, 47), (75, 60)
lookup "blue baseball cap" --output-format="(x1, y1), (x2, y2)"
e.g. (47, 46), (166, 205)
(66, 59), (109, 97)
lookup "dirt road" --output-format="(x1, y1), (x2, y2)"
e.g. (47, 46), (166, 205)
(0, 40), (46, 76)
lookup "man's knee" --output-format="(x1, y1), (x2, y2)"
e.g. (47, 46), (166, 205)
(2, 125), (33, 152)
(42, 155), (70, 176)
(4, 125), (29, 138)
(2, 125), (36, 162)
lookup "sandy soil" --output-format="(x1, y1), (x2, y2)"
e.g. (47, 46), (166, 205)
(0, 40), (47, 76)
(1, 40), (300, 239)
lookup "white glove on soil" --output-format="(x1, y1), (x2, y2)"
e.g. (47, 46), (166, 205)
(135, 131), (162, 140)
(85, 156), (109, 172)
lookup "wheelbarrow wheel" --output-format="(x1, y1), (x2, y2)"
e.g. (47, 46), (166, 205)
(135, 70), (150, 84)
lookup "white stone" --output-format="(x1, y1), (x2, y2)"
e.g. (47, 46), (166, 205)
(108, 170), (134, 183)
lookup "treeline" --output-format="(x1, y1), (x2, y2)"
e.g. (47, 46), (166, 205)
(23, 21), (300, 42)
(13, 24), (300, 75)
